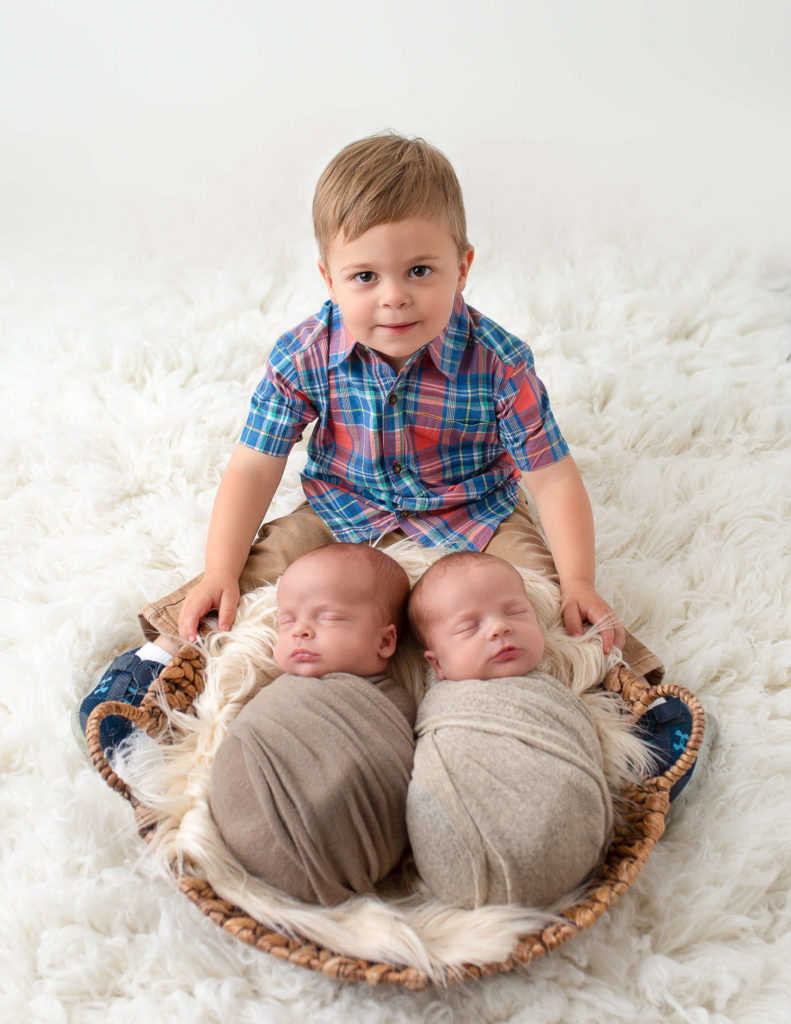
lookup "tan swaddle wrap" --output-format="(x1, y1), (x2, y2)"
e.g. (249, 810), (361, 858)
(407, 671), (613, 908)
(209, 672), (415, 906)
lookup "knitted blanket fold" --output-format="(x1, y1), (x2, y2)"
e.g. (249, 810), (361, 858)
(407, 672), (614, 909)
(208, 672), (415, 906)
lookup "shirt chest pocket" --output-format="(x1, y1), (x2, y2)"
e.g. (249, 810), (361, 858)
(406, 408), (499, 479)
(408, 408), (492, 439)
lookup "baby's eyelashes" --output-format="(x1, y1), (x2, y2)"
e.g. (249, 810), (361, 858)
(278, 611), (345, 626)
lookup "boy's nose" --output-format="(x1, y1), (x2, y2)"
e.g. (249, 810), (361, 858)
(291, 620), (314, 638)
(380, 281), (409, 307)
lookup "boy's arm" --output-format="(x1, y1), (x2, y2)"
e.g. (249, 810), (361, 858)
(178, 445), (287, 642)
(520, 456), (625, 654)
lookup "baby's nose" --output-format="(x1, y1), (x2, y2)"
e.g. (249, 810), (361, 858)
(291, 620), (314, 638)
(488, 617), (511, 638)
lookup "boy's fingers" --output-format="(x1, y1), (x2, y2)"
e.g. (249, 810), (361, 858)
(178, 603), (201, 643)
(562, 601), (584, 638)
(178, 589), (213, 642)
(217, 588), (239, 633)
(594, 612), (625, 656)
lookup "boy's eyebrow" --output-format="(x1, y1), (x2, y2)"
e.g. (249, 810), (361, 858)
(339, 253), (446, 272)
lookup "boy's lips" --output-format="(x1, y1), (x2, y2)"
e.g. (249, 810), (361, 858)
(377, 321), (418, 334)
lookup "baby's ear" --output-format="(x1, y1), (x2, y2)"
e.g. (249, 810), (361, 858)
(423, 650), (446, 679)
(379, 623), (398, 660)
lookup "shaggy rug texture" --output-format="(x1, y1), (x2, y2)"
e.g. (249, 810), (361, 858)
(2, 208), (790, 1021)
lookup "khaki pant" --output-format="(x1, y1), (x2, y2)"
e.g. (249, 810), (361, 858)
(140, 494), (663, 684)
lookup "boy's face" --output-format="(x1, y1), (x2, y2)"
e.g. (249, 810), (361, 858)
(422, 561), (545, 681)
(274, 553), (397, 678)
(318, 218), (474, 372)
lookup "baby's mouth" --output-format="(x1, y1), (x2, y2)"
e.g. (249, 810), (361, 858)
(490, 646), (520, 662)
(291, 648), (318, 661)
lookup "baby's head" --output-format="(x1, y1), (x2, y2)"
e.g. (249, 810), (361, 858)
(408, 552), (545, 681)
(274, 543), (410, 678)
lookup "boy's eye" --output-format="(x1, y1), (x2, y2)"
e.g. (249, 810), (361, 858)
(354, 271), (376, 284)
(454, 620), (478, 635)
(409, 265), (431, 279)
(278, 614), (296, 626)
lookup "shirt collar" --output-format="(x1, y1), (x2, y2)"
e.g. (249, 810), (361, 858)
(327, 303), (356, 369)
(326, 293), (471, 376)
(424, 293), (470, 377)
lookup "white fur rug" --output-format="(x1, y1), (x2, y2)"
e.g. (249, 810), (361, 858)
(3, 203), (790, 1021)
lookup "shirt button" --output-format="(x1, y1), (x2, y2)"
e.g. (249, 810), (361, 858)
(398, 510), (411, 519)
(388, 393), (398, 406)
(392, 461), (402, 474)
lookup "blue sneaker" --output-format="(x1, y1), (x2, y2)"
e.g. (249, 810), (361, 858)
(78, 647), (165, 751)
(637, 695), (714, 803)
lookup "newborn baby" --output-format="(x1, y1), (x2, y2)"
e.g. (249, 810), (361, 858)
(209, 543), (415, 905)
(406, 551), (614, 908)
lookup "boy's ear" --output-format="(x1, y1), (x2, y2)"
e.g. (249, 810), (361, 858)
(378, 624), (398, 660)
(423, 649), (446, 679)
(318, 260), (336, 301)
(456, 246), (475, 293)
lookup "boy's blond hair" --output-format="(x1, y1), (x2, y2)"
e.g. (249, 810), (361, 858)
(312, 132), (470, 261)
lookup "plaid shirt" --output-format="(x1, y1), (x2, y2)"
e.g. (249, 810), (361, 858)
(241, 294), (569, 549)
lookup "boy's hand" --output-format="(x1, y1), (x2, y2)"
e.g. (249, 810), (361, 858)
(177, 447), (288, 644)
(560, 578), (626, 655)
(178, 570), (241, 643)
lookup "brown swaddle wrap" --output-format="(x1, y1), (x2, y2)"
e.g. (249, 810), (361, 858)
(209, 672), (415, 906)
(407, 671), (613, 908)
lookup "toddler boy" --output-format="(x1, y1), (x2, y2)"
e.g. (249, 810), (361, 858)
(208, 543), (415, 905)
(82, 131), (677, 758)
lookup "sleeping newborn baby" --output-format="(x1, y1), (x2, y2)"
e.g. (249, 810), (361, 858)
(209, 543), (415, 906)
(406, 551), (614, 909)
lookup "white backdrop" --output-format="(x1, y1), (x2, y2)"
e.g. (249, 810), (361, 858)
(2, 3), (790, 1023)
(2, 0), (789, 262)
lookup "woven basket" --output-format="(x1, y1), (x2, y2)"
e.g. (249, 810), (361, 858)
(86, 648), (705, 990)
